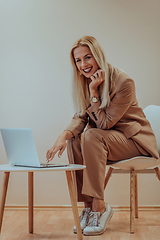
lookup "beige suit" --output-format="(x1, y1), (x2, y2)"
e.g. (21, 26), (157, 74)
(66, 69), (159, 201)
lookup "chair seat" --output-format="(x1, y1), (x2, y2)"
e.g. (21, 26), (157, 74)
(108, 156), (160, 170)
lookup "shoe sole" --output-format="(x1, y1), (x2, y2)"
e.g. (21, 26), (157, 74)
(73, 229), (83, 234)
(83, 208), (114, 236)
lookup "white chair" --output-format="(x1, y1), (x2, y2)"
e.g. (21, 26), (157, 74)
(104, 105), (160, 233)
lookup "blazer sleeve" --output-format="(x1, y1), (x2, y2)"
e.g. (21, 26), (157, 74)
(86, 78), (136, 130)
(65, 112), (88, 138)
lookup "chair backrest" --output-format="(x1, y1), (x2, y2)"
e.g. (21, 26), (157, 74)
(143, 105), (160, 153)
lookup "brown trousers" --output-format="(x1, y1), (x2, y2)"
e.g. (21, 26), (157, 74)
(67, 128), (147, 202)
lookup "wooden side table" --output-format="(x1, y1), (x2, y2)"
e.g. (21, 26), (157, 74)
(0, 164), (86, 240)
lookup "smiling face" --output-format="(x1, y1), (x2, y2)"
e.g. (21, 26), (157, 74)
(73, 45), (99, 78)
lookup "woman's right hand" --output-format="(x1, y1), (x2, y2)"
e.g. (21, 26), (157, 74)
(89, 69), (105, 93)
(46, 135), (67, 163)
(46, 131), (74, 163)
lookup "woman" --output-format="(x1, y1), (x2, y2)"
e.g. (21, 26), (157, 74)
(46, 36), (159, 236)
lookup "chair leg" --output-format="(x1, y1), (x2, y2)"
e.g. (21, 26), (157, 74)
(104, 167), (114, 189)
(65, 171), (83, 240)
(154, 167), (160, 181)
(0, 172), (10, 233)
(28, 172), (34, 234)
(130, 168), (135, 234)
(135, 174), (138, 218)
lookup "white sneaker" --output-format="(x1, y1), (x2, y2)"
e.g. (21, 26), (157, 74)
(83, 203), (113, 236)
(73, 207), (91, 234)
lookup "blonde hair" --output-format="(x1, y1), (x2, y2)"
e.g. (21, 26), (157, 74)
(70, 36), (114, 116)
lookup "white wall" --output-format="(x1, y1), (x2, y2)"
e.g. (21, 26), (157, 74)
(0, 0), (160, 207)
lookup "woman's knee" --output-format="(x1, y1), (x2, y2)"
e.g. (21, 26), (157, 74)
(82, 128), (100, 143)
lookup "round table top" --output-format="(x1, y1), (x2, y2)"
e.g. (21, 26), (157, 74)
(0, 164), (86, 172)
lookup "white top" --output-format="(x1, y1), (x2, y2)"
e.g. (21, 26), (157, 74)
(109, 156), (160, 170)
(0, 164), (86, 172)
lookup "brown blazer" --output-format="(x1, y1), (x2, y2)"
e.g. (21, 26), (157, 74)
(66, 69), (159, 159)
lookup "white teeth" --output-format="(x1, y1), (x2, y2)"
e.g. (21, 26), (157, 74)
(83, 68), (92, 73)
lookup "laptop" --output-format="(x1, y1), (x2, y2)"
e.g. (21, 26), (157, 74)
(0, 128), (68, 168)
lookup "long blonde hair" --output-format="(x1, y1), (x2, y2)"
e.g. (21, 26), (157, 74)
(70, 36), (114, 116)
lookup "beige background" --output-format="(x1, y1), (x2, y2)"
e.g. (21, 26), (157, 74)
(0, 0), (160, 207)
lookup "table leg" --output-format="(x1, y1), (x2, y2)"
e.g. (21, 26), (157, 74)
(28, 172), (33, 234)
(65, 171), (83, 240)
(0, 172), (10, 233)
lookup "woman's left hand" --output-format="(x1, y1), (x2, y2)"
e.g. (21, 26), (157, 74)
(89, 69), (105, 92)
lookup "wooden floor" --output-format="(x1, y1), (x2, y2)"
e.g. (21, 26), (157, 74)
(0, 208), (160, 240)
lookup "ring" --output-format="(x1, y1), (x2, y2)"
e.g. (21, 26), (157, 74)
(94, 74), (98, 78)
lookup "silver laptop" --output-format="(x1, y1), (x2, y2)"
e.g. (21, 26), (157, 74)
(0, 128), (68, 168)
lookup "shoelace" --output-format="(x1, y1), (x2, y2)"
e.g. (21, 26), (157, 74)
(88, 212), (100, 227)
(79, 208), (90, 225)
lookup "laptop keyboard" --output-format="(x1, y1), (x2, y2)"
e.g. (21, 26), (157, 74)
(40, 163), (68, 168)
